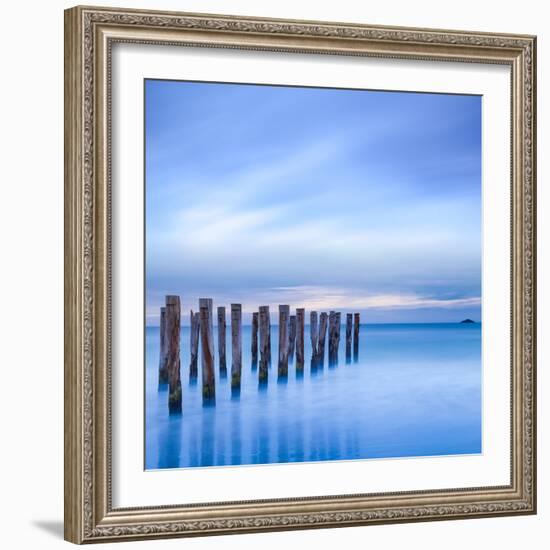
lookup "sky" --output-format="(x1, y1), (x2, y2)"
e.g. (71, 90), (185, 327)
(145, 79), (481, 326)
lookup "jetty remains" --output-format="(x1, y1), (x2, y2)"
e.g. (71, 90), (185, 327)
(278, 305), (290, 377)
(189, 310), (200, 380)
(199, 301), (215, 402)
(353, 313), (360, 362)
(158, 306), (168, 384)
(251, 312), (259, 366)
(165, 295), (182, 413)
(158, 295), (363, 409)
(231, 304), (242, 390)
(217, 306), (226, 376)
(288, 315), (296, 363)
(259, 306), (270, 384)
(328, 311), (341, 366)
(345, 313), (353, 363)
(296, 308), (305, 371)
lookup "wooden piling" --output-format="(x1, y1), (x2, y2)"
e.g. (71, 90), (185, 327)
(231, 304), (242, 389)
(251, 312), (259, 365)
(199, 298), (215, 360)
(288, 315), (296, 363)
(278, 305), (290, 377)
(200, 303), (215, 401)
(217, 306), (226, 375)
(317, 312), (328, 366)
(165, 295), (182, 413)
(333, 312), (341, 365)
(310, 311), (318, 360)
(259, 306), (270, 383)
(353, 312), (360, 361)
(328, 311), (337, 365)
(328, 311), (334, 361)
(296, 308), (305, 371)
(346, 313), (353, 363)
(267, 307), (272, 363)
(158, 306), (168, 384)
(189, 310), (200, 380)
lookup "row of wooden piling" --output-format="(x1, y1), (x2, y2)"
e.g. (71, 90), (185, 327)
(157, 296), (360, 413)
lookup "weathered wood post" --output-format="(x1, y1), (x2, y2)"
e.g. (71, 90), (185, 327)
(189, 310), (200, 380)
(317, 312), (328, 367)
(231, 304), (242, 390)
(158, 306), (168, 384)
(165, 295), (182, 413)
(217, 306), (226, 376)
(267, 307), (272, 363)
(199, 297), (215, 362)
(296, 308), (305, 372)
(259, 306), (270, 383)
(346, 313), (353, 363)
(278, 305), (290, 377)
(353, 312), (360, 362)
(310, 311), (318, 366)
(200, 303), (215, 402)
(288, 315), (296, 363)
(328, 311), (336, 365)
(332, 312), (341, 366)
(251, 312), (259, 366)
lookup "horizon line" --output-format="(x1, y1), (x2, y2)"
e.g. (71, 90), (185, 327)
(145, 320), (481, 328)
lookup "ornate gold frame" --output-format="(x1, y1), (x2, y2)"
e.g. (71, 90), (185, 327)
(64, 5), (537, 544)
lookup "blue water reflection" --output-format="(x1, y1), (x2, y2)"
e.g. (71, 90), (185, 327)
(145, 323), (481, 469)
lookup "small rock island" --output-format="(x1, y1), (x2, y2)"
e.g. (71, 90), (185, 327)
(460, 319), (476, 324)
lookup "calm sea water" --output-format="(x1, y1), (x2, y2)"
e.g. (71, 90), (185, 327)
(145, 323), (481, 470)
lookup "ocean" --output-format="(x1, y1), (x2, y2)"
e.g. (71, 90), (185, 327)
(145, 322), (481, 470)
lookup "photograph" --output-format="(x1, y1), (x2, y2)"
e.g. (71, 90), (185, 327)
(144, 79), (482, 470)
(62, 4), (536, 543)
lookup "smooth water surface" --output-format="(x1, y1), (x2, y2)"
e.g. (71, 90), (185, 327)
(145, 323), (481, 469)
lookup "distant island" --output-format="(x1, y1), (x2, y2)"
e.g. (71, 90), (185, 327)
(460, 319), (476, 324)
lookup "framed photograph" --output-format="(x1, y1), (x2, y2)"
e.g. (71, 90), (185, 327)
(64, 5), (537, 544)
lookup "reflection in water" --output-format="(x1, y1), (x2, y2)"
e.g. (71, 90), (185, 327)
(310, 357), (318, 376)
(146, 323), (482, 469)
(257, 403), (269, 465)
(231, 386), (241, 400)
(277, 373), (288, 385)
(215, 415), (226, 466)
(293, 418), (304, 462)
(157, 415), (182, 469)
(230, 404), (241, 465)
(277, 414), (289, 463)
(200, 411), (215, 467)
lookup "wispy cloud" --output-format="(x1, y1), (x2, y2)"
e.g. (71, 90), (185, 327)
(145, 81), (481, 324)
(240, 285), (480, 312)
(146, 285), (481, 326)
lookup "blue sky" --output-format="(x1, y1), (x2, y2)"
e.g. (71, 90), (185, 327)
(145, 79), (481, 325)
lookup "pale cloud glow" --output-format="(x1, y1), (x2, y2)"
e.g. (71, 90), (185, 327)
(146, 286), (481, 325)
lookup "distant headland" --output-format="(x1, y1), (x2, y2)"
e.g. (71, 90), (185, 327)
(460, 319), (476, 324)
